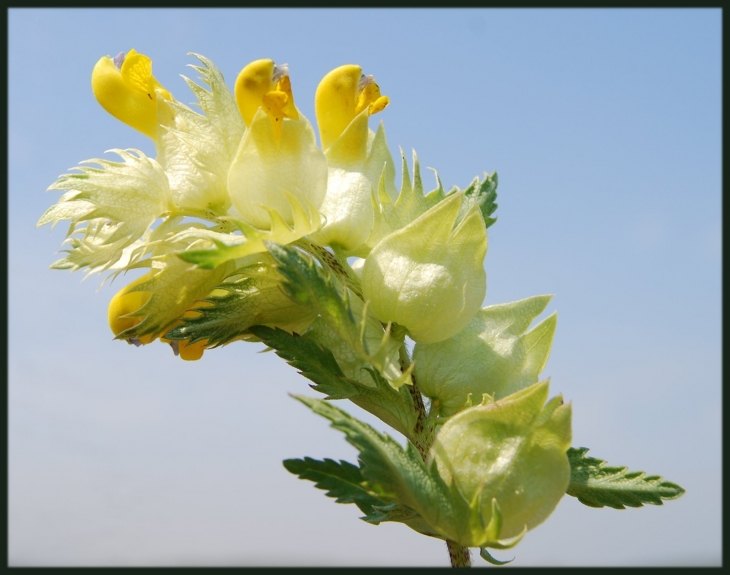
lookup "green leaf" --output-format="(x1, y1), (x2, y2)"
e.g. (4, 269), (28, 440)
(248, 326), (358, 401)
(266, 242), (408, 388)
(120, 255), (234, 340)
(292, 395), (464, 540)
(343, 367), (418, 440)
(283, 456), (444, 539)
(458, 172), (498, 230)
(282, 457), (383, 516)
(250, 325), (416, 437)
(362, 503), (444, 538)
(566, 447), (686, 509)
(292, 395), (540, 548)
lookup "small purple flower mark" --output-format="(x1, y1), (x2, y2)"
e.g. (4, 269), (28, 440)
(112, 51), (125, 70)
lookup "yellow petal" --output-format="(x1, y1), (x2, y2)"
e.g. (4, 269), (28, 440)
(315, 65), (389, 151)
(108, 273), (155, 344)
(176, 338), (207, 361)
(315, 64), (361, 150)
(235, 58), (276, 127)
(91, 49), (171, 139)
(235, 59), (299, 141)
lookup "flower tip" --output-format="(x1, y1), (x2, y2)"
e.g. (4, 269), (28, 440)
(179, 339), (207, 360)
(112, 51), (125, 69)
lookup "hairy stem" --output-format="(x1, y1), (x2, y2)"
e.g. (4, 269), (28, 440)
(446, 540), (472, 568)
(397, 344), (432, 459)
(399, 344), (469, 568)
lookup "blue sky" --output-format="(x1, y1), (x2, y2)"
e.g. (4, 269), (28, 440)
(9, 8), (720, 567)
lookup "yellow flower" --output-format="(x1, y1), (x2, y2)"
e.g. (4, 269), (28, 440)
(91, 49), (172, 139)
(315, 64), (389, 151)
(310, 64), (395, 252)
(160, 310), (211, 362)
(108, 282), (210, 361)
(235, 58), (299, 141)
(106, 261), (233, 361)
(227, 59), (327, 231)
(107, 273), (157, 345)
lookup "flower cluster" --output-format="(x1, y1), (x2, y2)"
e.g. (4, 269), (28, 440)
(39, 51), (570, 561)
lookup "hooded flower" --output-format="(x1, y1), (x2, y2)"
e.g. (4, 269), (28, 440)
(92, 49), (172, 140)
(108, 255), (232, 359)
(310, 64), (397, 253)
(227, 59), (328, 231)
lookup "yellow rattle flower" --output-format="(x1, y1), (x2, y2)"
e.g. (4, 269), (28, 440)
(91, 49), (172, 139)
(107, 273), (156, 346)
(235, 58), (299, 142)
(310, 64), (394, 252)
(315, 64), (389, 151)
(228, 59), (327, 231)
(108, 273), (208, 361)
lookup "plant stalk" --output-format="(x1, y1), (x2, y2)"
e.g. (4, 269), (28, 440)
(398, 344), (471, 568)
(446, 540), (472, 568)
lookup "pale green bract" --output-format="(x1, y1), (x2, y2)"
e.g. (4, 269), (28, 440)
(361, 190), (488, 344)
(227, 108), (328, 229)
(38, 51), (684, 567)
(165, 258), (319, 347)
(414, 295), (557, 417)
(429, 381), (572, 542)
(39, 149), (174, 274)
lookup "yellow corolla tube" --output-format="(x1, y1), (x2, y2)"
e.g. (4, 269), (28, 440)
(92, 49), (172, 139)
(235, 58), (299, 142)
(315, 64), (389, 150)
